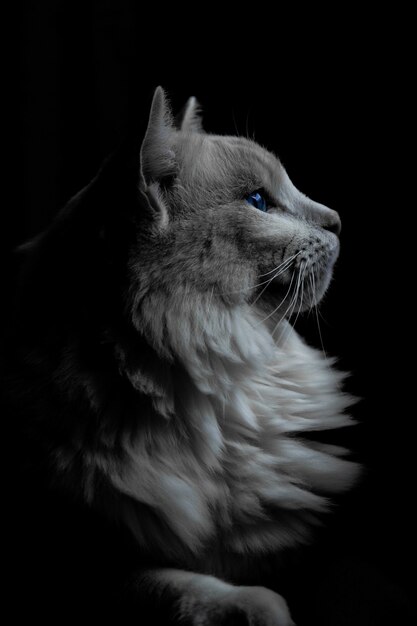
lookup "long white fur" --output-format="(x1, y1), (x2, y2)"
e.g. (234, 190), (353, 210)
(110, 291), (358, 560)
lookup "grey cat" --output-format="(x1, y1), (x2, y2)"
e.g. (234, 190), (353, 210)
(8, 87), (359, 625)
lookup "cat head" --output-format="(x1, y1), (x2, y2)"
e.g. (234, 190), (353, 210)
(133, 87), (340, 317)
(12, 87), (341, 364)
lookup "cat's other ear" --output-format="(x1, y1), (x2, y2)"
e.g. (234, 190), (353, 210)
(179, 96), (204, 133)
(140, 87), (177, 187)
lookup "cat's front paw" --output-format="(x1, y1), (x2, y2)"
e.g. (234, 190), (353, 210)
(231, 585), (295, 626)
(178, 584), (295, 626)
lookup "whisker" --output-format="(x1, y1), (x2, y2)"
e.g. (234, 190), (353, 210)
(231, 108), (241, 138)
(255, 271), (296, 327)
(311, 269), (327, 359)
(245, 106), (251, 140)
(272, 265), (303, 338)
(258, 251), (302, 277)
(276, 261), (310, 344)
(317, 306), (329, 325)
(251, 256), (298, 307)
(216, 251), (300, 297)
(307, 273), (315, 317)
(216, 275), (285, 297)
(291, 264), (306, 330)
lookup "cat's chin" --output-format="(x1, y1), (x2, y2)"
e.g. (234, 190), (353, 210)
(259, 265), (334, 314)
(302, 267), (334, 311)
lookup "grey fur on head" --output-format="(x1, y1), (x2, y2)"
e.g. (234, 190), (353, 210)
(133, 86), (342, 343)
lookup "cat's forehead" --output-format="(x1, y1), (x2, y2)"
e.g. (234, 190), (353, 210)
(177, 133), (285, 189)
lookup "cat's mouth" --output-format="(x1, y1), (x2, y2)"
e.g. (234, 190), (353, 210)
(260, 243), (339, 314)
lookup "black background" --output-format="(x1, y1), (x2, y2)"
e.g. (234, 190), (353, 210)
(9, 1), (415, 623)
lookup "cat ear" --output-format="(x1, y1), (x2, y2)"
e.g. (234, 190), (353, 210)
(179, 96), (204, 133)
(140, 86), (177, 187)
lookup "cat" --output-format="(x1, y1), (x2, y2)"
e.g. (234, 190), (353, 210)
(4, 87), (359, 625)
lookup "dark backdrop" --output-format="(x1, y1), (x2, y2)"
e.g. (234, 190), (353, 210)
(10, 1), (415, 623)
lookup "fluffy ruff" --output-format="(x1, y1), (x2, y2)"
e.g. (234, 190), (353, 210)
(54, 288), (359, 581)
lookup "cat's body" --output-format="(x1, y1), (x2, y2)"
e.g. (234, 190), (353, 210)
(3, 88), (358, 625)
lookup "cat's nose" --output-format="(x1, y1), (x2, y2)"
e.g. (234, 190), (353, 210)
(303, 199), (341, 236)
(323, 210), (341, 236)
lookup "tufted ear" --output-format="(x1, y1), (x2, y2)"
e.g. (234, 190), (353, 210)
(140, 87), (177, 187)
(179, 96), (204, 133)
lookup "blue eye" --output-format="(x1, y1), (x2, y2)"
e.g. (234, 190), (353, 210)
(245, 191), (268, 212)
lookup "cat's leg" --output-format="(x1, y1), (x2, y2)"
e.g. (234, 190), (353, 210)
(132, 568), (295, 626)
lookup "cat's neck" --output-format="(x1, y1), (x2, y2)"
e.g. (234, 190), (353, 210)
(133, 290), (352, 432)
(135, 289), (293, 392)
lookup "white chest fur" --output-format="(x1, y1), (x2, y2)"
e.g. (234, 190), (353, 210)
(112, 301), (358, 557)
